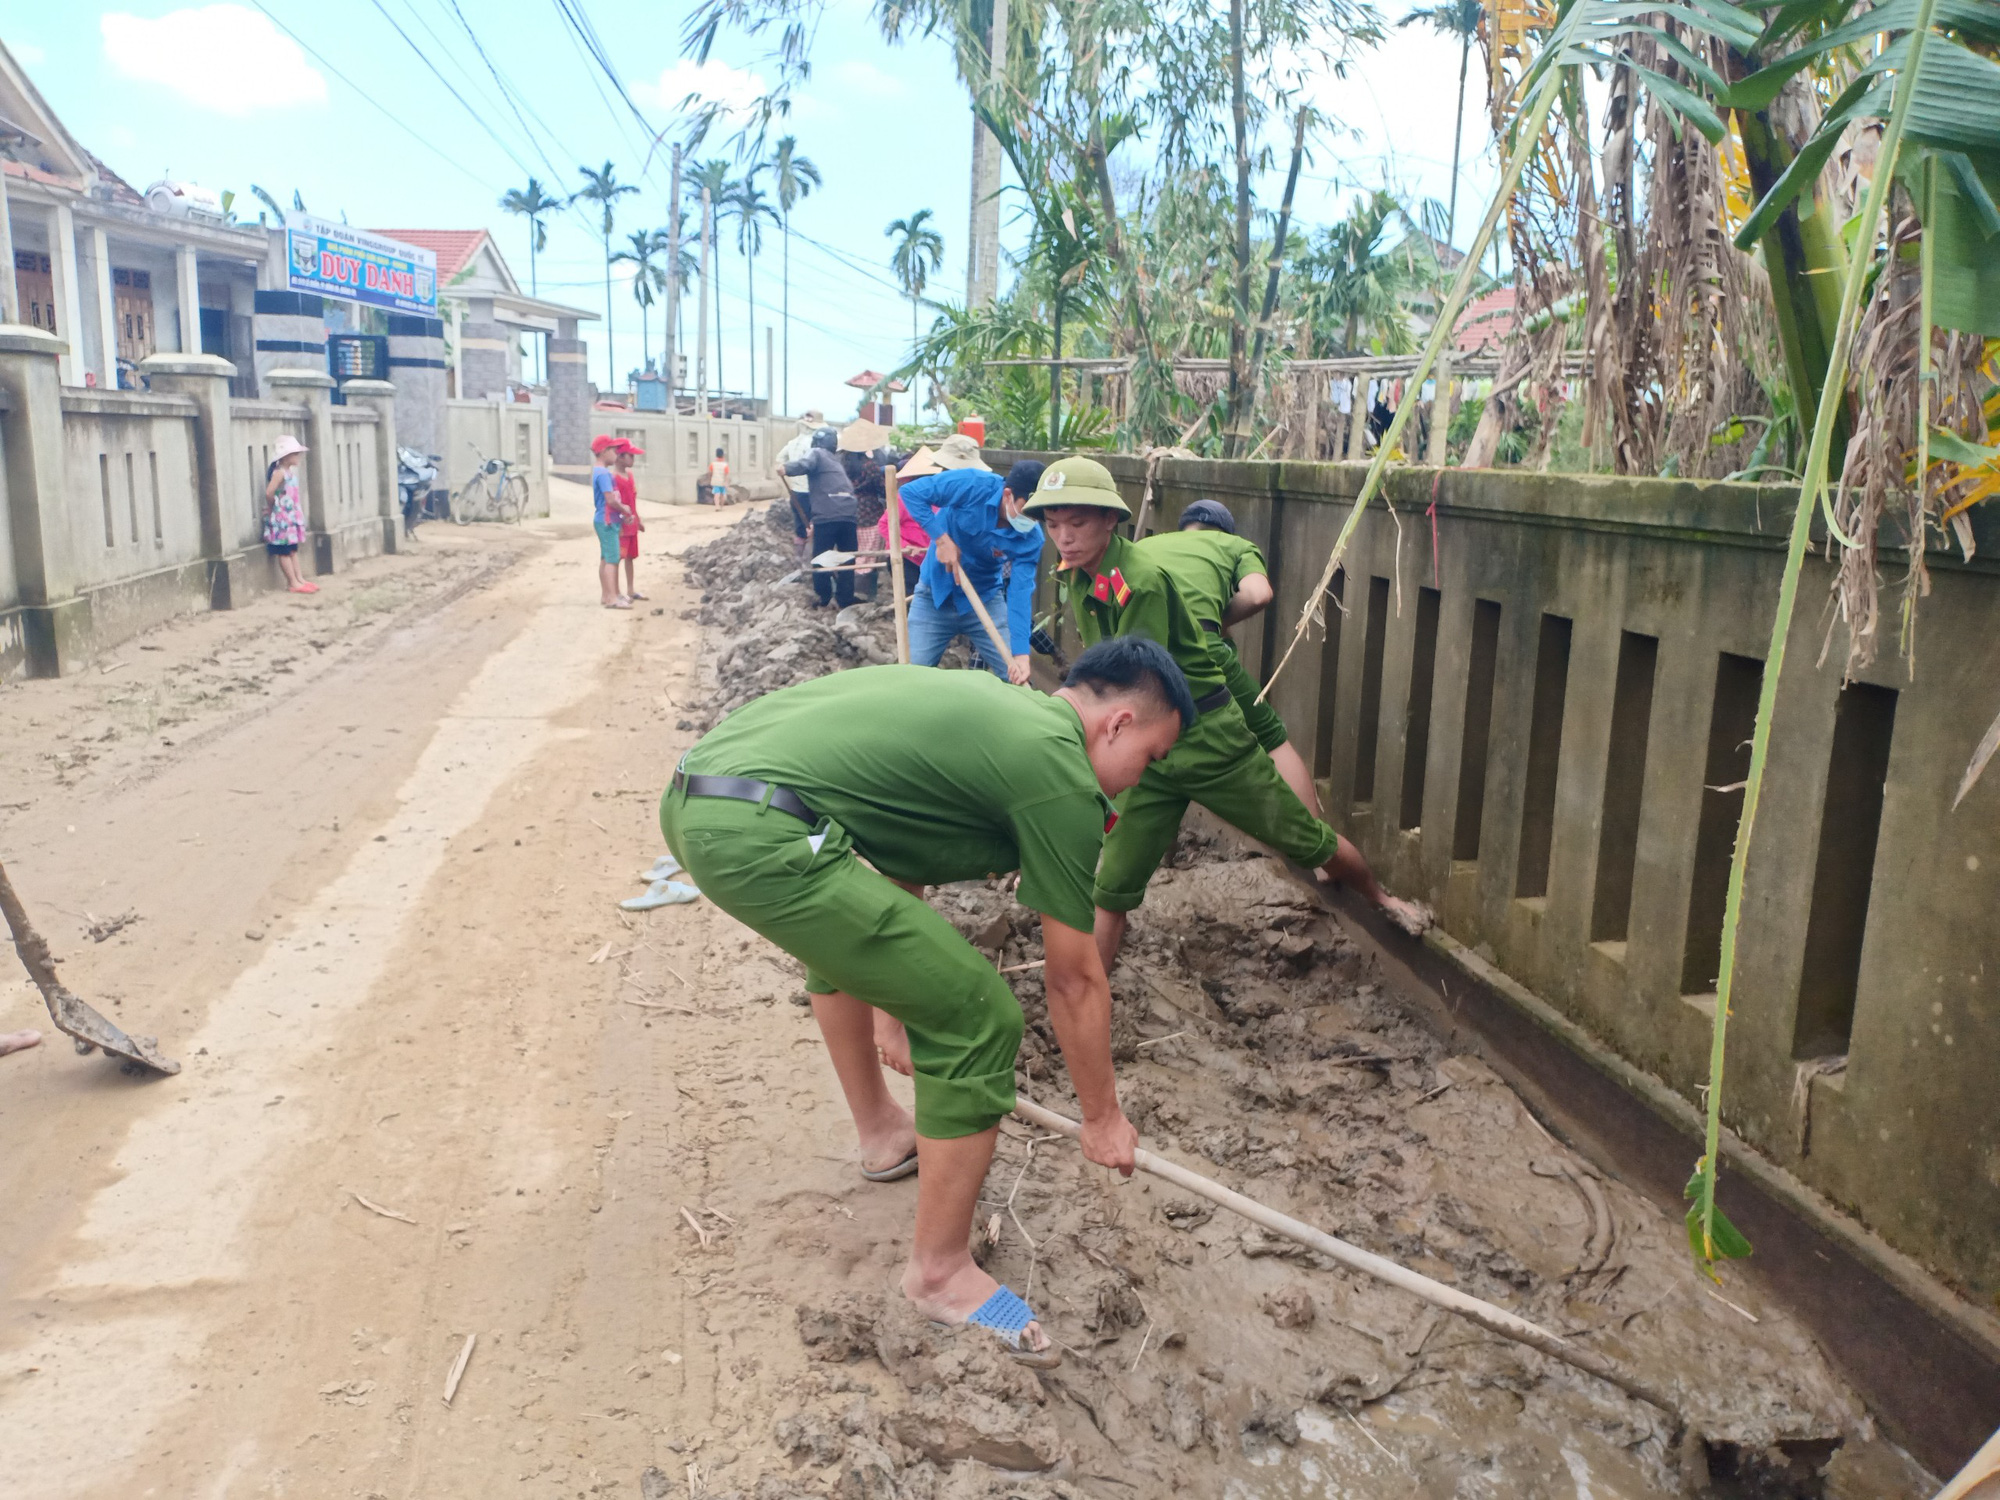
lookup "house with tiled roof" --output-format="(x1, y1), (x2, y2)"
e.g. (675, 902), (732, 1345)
(370, 226), (595, 404)
(0, 38), (267, 389)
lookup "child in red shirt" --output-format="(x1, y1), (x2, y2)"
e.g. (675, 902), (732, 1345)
(614, 440), (646, 601)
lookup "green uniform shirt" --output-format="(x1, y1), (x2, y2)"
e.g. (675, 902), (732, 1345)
(1136, 530), (1268, 629)
(1055, 531), (1231, 697)
(683, 665), (1112, 932)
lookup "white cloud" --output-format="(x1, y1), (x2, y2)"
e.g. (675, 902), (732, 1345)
(829, 58), (906, 98)
(100, 5), (326, 116)
(632, 58), (768, 118)
(12, 42), (47, 67)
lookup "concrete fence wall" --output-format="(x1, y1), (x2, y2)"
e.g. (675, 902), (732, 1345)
(1018, 451), (2000, 1313)
(0, 332), (398, 680)
(586, 410), (790, 505)
(443, 397), (549, 519)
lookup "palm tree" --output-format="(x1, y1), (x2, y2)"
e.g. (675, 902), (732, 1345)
(573, 161), (639, 390)
(686, 159), (733, 395)
(886, 209), (946, 420)
(1399, 0), (1482, 249)
(770, 137), (821, 414)
(1301, 193), (1415, 356)
(731, 174), (781, 403)
(611, 228), (670, 380)
(498, 177), (563, 296)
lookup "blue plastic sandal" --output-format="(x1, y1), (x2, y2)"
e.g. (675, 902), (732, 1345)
(960, 1286), (1060, 1367)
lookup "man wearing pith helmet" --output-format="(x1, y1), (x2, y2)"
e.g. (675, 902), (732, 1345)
(1023, 455), (1432, 972)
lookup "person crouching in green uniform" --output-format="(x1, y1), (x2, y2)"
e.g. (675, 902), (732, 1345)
(1023, 456), (1433, 974)
(1137, 497), (1327, 822)
(659, 639), (1196, 1365)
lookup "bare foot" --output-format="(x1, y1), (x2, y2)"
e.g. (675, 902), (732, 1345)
(858, 1105), (918, 1179)
(0, 1029), (43, 1057)
(874, 1012), (914, 1078)
(1379, 896), (1435, 937)
(902, 1260), (1056, 1364)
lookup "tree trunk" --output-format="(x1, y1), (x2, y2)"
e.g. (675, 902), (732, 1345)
(1230, 108), (1308, 455)
(747, 248), (757, 401)
(666, 146), (681, 400)
(782, 215), (791, 413)
(1448, 32), (1470, 248)
(1224, 0), (1253, 452)
(696, 188), (712, 409)
(1049, 295), (1065, 448)
(715, 226), (727, 398)
(602, 227), (615, 392)
(967, 0), (1009, 308)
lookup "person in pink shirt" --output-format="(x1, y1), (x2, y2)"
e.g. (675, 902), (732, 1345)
(871, 504), (928, 600)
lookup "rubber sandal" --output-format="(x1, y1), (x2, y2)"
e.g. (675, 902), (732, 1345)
(938, 1286), (1060, 1368)
(619, 879), (701, 911)
(860, 1148), (919, 1183)
(629, 591), (650, 600)
(639, 854), (683, 882)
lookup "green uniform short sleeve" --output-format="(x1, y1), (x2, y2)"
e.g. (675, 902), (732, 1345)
(1058, 533), (1231, 696)
(1008, 791), (1108, 932)
(1229, 538), (1268, 593)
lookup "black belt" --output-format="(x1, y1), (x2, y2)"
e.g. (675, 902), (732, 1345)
(672, 766), (819, 824)
(1194, 685), (1232, 716)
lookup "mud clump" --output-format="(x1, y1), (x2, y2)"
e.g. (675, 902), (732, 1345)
(680, 505), (980, 732)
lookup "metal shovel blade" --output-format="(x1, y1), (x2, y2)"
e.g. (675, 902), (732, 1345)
(810, 549), (857, 569)
(45, 983), (181, 1075)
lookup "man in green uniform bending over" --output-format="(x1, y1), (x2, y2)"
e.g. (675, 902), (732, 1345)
(1137, 497), (1325, 821)
(660, 639), (1195, 1365)
(1023, 456), (1432, 973)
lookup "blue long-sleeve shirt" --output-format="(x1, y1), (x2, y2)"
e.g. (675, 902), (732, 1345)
(897, 469), (1046, 654)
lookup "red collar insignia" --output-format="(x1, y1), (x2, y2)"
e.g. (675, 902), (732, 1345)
(1090, 568), (1131, 606)
(1104, 811), (1119, 833)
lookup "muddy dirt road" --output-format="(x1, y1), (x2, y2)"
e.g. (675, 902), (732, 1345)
(1, 492), (1933, 1499)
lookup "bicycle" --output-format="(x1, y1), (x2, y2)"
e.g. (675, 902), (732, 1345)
(452, 447), (530, 525)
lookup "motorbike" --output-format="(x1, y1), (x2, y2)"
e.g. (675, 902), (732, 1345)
(397, 447), (442, 535)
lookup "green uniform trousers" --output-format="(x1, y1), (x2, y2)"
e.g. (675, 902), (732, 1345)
(660, 785), (1022, 1139)
(1215, 635), (1289, 752)
(1094, 695), (1339, 912)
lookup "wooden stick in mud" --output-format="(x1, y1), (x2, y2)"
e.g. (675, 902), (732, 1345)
(882, 468), (911, 664)
(1012, 1095), (1685, 1425)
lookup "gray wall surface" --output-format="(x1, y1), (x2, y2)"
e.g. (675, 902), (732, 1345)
(1015, 452), (2000, 1314)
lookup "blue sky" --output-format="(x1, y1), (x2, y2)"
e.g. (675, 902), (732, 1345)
(1, 2), (1498, 423)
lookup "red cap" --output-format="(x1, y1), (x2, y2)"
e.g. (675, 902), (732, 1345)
(591, 434), (620, 455)
(614, 438), (646, 457)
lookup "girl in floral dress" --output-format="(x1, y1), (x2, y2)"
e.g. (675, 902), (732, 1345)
(263, 435), (316, 594)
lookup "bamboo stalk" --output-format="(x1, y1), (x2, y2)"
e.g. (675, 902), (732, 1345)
(1012, 1096), (1683, 1423)
(882, 468), (911, 663)
(1692, 0), (1941, 1268)
(1255, 30), (1575, 705)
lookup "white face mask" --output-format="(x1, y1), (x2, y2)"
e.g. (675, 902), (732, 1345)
(1007, 511), (1039, 534)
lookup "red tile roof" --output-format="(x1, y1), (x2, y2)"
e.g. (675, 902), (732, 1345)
(1454, 287), (1517, 354)
(371, 229), (489, 279)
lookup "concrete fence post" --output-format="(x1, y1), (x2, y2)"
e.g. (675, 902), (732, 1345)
(265, 367), (340, 575)
(547, 316), (590, 465)
(339, 377), (401, 555)
(0, 326), (86, 675)
(138, 351), (243, 607)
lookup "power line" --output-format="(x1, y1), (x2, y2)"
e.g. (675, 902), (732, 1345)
(244, 0), (500, 195)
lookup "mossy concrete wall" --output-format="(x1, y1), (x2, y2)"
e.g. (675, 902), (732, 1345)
(1013, 451), (2000, 1319)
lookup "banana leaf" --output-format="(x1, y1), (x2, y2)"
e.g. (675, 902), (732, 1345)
(1901, 148), (2000, 334)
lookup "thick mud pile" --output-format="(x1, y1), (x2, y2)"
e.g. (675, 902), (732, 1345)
(679, 505), (978, 732)
(674, 508), (1933, 1500)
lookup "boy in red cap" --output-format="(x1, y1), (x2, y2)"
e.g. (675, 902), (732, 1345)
(614, 439), (647, 601)
(591, 435), (635, 608)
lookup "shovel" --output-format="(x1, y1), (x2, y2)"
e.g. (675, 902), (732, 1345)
(0, 858), (180, 1075)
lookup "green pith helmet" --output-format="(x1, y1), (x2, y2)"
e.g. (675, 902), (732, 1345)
(1021, 455), (1131, 517)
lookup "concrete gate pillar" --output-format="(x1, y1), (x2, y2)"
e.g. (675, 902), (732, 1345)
(339, 377), (402, 555)
(0, 327), (90, 676)
(458, 297), (509, 402)
(266, 367), (341, 575)
(547, 315), (590, 465)
(137, 351), (246, 607)
(251, 290), (327, 395)
(386, 313), (445, 461)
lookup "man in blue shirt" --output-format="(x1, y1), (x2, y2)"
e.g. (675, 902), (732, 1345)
(897, 439), (1045, 684)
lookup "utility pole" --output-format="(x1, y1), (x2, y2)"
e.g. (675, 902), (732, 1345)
(766, 325), (774, 413)
(696, 186), (712, 414)
(665, 144), (681, 407)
